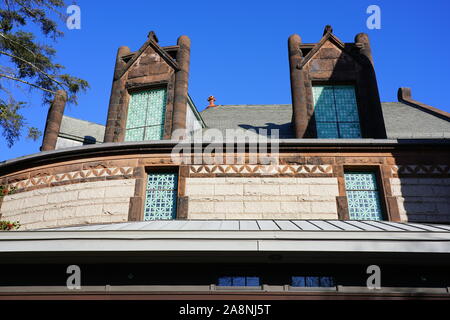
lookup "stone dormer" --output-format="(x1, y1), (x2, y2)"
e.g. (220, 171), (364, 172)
(103, 31), (200, 143)
(288, 26), (387, 138)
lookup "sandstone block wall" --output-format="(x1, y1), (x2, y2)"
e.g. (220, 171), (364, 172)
(0, 179), (136, 230)
(390, 178), (450, 223)
(185, 177), (339, 219)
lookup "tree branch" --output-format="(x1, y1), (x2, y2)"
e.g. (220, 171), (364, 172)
(0, 32), (37, 60)
(0, 49), (65, 88)
(0, 73), (56, 94)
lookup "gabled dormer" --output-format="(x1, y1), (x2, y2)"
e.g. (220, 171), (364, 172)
(103, 31), (199, 143)
(288, 25), (387, 139)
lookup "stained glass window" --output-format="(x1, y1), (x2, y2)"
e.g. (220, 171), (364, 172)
(345, 172), (383, 220)
(312, 85), (362, 138)
(125, 88), (167, 141)
(144, 172), (178, 220)
(217, 276), (260, 287)
(291, 276), (335, 287)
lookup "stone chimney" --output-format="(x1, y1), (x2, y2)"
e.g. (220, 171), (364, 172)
(207, 96), (216, 108)
(41, 90), (67, 151)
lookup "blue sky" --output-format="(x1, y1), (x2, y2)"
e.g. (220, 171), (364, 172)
(1, 0), (449, 160)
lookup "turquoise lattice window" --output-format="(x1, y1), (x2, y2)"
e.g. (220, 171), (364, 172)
(312, 85), (362, 138)
(144, 172), (178, 220)
(125, 88), (167, 141)
(345, 172), (383, 220)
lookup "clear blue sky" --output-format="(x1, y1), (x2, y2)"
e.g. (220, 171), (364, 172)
(1, 0), (449, 160)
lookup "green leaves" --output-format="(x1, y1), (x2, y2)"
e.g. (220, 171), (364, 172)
(0, 0), (88, 148)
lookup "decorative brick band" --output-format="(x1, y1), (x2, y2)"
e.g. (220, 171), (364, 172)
(391, 165), (450, 176)
(190, 164), (333, 176)
(8, 167), (134, 191)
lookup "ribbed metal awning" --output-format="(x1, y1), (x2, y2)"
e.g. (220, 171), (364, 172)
(1, 220), (450, 254)
(41, 219), (450, 232)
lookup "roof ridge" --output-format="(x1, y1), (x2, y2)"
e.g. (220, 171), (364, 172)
(206, 104), (292, 107)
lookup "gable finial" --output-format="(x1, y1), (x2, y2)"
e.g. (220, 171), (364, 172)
(148, 31), (159, 43)
(323, 25), (333, 36)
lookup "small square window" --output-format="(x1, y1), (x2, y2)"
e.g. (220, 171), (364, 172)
(217, 276), (260, 287)
(291, 276), (335, 287)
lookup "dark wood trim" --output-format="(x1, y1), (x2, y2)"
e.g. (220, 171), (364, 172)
(1, 291), (449, 300)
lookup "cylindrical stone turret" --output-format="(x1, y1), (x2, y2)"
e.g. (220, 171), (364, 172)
(171, 35), (191, 138)
(41, 90), (67, 151)
(288, 34), (308, 138)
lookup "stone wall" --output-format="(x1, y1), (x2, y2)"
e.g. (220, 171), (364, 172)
(0, 179), (135, 230)
(390, 178), (450, 223)
(185, 177), (339, 219)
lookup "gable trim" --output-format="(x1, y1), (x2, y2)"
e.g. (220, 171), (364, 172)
(114, 38), (180, 81)
(298, 32), (360, 70)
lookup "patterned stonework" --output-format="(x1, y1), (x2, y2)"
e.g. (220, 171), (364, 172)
(8, 167), (134, 191)
(190, 164), (333, 176)
(392, 165), (450, 175)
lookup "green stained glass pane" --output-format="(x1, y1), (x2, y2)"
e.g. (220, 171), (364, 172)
(312, 85), (361, 138)
(345, 172), (383, 221)
(144, 172), (178, 220)
(316, 122), (338, 138)
(338, 122), (361, 138)
(124, 128), (144, 142)
(125, 88), (167, 141)
(126, 91), (147, 129)
(144, 125), (165, 140)
(334, 86), (360, 123)
(146, 89), (167, 126)
(313, 86), (336, 122)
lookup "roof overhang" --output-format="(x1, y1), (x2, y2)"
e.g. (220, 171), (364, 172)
(1, 220), (450, 255)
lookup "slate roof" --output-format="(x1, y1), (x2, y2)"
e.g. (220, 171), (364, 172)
(200, 104), (294, 138)
(59, 115), (105, 144)
(58, 101), (450, 143)
(382, 102), (450, 139)
(200, 102), (450, 139)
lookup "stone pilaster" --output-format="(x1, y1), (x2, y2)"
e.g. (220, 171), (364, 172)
(104, 46), (130, 143)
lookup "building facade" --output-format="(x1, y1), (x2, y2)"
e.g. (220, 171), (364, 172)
(0, 26), (450, 300)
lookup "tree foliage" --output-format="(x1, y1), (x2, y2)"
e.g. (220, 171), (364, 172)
(0, 0), (88, 147)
